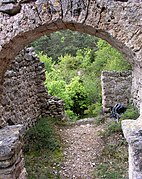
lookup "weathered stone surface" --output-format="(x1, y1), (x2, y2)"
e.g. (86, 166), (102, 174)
(0, 3), (21, 16)
(122, 119), (142, 179)
(0, 125), (27, 179)
(0, 125), (24, 160)
(101, 71), (132, 112)
(0, 0), (141, 115)
(0, 0), (16, 4)
(0, 0), (141, 178)
(0, 48), (65, 128)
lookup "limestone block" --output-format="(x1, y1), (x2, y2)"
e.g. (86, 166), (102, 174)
(0, 125), (26, 179)
(101, 71), (132, 112)
(122, 119), (142, 179)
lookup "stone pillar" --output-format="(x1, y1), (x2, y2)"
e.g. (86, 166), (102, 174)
(122, 119), (142, 179)
(0, 125), (27, 179)
(101, 71), (132, 112)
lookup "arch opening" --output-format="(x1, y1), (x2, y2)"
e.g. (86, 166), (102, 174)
(0, 1), (141, 178)
(0, 28), (135, 178)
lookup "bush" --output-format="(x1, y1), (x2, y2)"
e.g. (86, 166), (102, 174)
(100, 122), (122, 138)
(24, 118), (60, 152)
(84, 102), (102, 117)
(121, 104), (139, 120)
(65, 109), (78, 121)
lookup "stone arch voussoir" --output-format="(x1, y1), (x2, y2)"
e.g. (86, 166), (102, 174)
(0, 0), (142, 178)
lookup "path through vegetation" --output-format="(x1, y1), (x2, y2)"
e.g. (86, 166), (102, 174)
(58, 120), (105, 178)
(24, 117), (129, 178)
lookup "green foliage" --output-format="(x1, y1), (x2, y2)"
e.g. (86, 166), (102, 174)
(25, 148), (62, 179)
(100, 122), (122, 138)
(32, 30), (98, 62)
(82, 74), (102, 104)
(37, 36), (132, 120)
(92, 39), (131, 77)
(24, 118), (60, 151)
(84, 102), (102, 117)
(65, 109), (78, 121)
(43, 47), (99, 119)
(38, 53), (54, 73)
(24, 117), (63, 178)
(66, 77), (87, 110)
(94, 162), (126, 179)
(121, 104), (139, 120)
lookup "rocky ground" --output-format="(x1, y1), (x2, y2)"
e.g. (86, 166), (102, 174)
(58, 119), (105, 179)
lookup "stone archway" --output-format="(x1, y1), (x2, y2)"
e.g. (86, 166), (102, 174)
(0, 0), (141, 178)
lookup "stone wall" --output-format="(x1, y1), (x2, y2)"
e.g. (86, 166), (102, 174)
(0, 48), (65, 179)
(40, 94), (65, 119)
(0, 1), (141, 178)
(0, 48), (65, 129)
(131, 65), (142, 112)
(101, 71), (132, 112)
(0, 125), (27, 179)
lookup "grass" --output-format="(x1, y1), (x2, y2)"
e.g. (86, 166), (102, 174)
(24, 117), (63, 179)
(23, 104), (139, 179)
(121, 104), (139, 120)
(93, 104), (139, 179)
(93, 126), (128, 179)
(24, 148), (62, 179)
(99, 104), (139, 138)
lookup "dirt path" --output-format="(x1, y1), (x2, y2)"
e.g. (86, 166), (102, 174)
(58, 120), (104, 179)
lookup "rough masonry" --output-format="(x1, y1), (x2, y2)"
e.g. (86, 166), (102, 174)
(0, 48), (65, 179)
(0, 0), (141, 178)
(101, 71), (132, 112)
(0, 125), (26, 179)
(0, 47), (65, 128)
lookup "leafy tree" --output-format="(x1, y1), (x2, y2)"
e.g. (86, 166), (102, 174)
(92, 39), (132, 77)
(66, 76), (87, 117)
(38, 38), (131, 120)
(32, 30), (98, 62)
(38, 53), (53, 73)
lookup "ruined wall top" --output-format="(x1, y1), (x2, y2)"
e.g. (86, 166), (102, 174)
(0, 0), (141, 60)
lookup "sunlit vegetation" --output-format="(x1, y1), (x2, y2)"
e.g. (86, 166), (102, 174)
(34, 30), (131, 120)
(24, 30), (133, 178)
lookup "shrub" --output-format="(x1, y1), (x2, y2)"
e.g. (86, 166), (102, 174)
(24, 118), (60, 152)
(121, 104), (139, 120)
(84, 102), (102, 117)
(100, 122), (122, 138)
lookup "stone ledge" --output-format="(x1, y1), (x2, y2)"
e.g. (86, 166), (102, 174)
(122, 118), (142, 148)
(0, 125), (25, 161)
(0, 125), (26, 179)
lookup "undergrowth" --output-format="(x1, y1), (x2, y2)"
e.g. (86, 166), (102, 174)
(94, 123), (128, 179)
(93, 104), (139, 179)
(99, 104), (139, 138)
(24, 117), (63, 179)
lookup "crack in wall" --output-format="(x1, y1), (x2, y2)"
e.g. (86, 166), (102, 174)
(97, 6), (106, 27)
(82, 0), (90, 24)
(59, 0), (63, 19)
